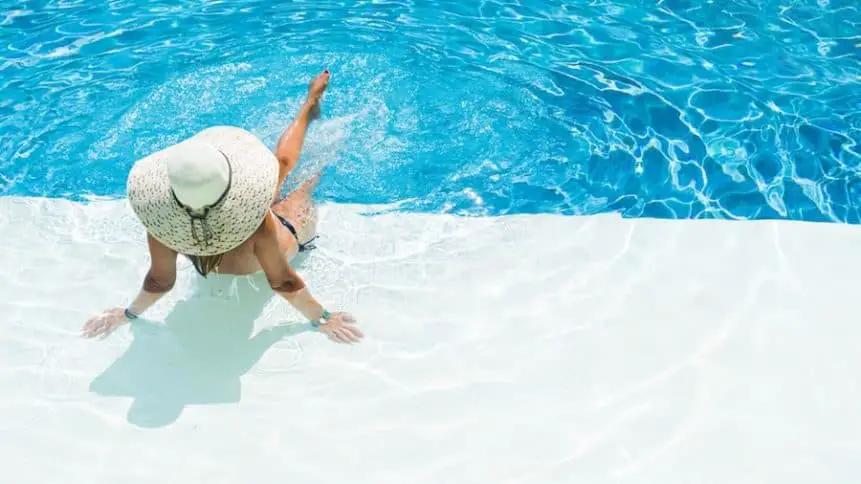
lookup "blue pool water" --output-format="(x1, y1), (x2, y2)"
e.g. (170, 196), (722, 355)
(1, 0), (859, 221)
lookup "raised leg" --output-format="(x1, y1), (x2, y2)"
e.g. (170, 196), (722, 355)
(273, 70), (331, 194)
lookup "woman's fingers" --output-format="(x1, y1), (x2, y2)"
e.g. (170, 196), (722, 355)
(342, 326), (362, 342)
(323, 324), (362, 344)
(82, 318), (103, 338)
(328, 328), (348, 344)
(339, 325), (363, 343)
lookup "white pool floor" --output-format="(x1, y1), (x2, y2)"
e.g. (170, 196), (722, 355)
(2, 196), (860, 483)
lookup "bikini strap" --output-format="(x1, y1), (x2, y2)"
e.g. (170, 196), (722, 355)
(299, 235), (319, 252)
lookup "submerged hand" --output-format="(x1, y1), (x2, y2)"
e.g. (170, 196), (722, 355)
(317, 312), (363, 344)
(82, 307), (129, 339)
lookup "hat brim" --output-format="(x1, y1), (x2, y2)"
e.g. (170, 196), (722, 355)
(127, 126), (279, 256)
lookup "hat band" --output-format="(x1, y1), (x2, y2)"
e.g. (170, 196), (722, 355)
(169, 149), (233, 249)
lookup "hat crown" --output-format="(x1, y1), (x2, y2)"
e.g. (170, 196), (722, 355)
(166, 140), (230, 210)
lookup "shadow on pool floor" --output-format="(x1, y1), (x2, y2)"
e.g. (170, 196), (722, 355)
(87, 274), (314, 428)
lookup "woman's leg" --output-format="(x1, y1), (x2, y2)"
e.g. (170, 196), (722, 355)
(272, 174), (321, 245)
(273, 71), (330, 194)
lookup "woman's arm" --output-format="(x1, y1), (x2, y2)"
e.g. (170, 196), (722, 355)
(252, 215), (363, 343)
(126, 233), (178, 317)
(81, 233), (177, 338)
(252, 215), (326, 321)
(254, 217), (364, 343)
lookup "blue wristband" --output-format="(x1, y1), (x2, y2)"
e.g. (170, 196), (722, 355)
(124, 308), (139, 320)
(311, 310), (331, 329)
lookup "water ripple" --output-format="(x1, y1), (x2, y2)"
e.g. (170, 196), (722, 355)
(0, 0), (859, 222)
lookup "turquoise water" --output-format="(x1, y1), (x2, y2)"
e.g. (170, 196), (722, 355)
(1, 0), (859, 221)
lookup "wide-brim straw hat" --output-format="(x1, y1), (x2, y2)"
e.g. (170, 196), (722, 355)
(127, 126), (279, 256)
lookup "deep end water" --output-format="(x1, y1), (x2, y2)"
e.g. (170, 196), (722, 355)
(1, 0), (859, 222)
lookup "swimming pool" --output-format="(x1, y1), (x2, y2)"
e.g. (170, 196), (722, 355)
(2, 1), (861, 483)
(3, 0), (858, 219)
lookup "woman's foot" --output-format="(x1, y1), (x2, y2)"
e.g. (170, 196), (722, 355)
(307, 70), (330, 120)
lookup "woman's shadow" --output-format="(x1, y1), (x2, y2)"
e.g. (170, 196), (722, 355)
(88, 270), (315, 428)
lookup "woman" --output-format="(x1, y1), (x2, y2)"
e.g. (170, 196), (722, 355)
(82, 70), (363, 344)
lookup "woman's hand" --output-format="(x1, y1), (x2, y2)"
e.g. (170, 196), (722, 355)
(82, 307), (129, 339)
(317, 312), (364, 344)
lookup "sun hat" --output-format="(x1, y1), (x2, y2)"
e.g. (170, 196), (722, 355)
(126, 126), (279, 256)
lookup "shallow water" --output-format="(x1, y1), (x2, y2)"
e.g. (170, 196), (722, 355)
(3, 198), (861, 483)
(1, 0), (859, 220)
